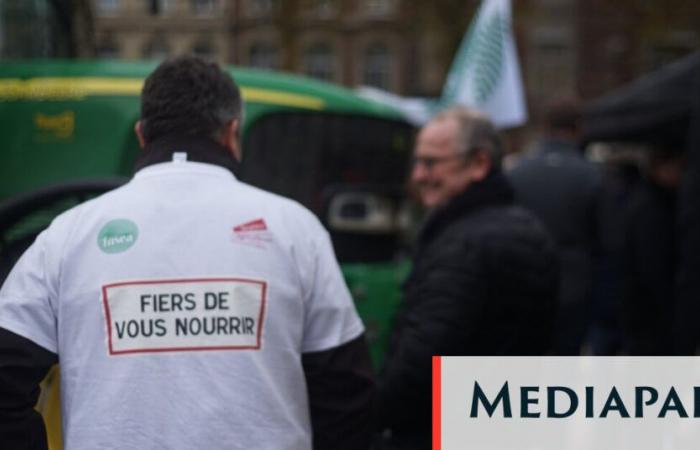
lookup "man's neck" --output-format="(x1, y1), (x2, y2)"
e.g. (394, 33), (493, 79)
(134, 133), (240, 175)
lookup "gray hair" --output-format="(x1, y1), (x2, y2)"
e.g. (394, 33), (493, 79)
(431, 106), (504, 169)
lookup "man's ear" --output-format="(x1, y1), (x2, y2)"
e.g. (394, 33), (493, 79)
(221, 119), (242, 161)
(467, 150), (492, 182)
(134, 121), (146, 149)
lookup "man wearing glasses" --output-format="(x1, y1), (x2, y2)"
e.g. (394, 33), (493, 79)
(374, 107), (558, 450)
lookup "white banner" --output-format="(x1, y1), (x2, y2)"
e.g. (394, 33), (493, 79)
(436, 357), (700, 450)
(102, 278), (267, 355)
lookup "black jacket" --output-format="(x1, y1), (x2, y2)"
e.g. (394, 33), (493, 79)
(622, 180), (678, 355)
(508, 139), (601, 354)
(376, 172), (558, 446)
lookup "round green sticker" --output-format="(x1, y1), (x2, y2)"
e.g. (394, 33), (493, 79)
(98, 219), (139, 254)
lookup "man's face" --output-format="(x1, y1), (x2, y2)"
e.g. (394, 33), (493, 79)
(410, 118), (475, 209)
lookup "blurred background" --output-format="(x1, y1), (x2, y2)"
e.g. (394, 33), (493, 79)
(2, 0), (700, 358)
(1, 0), (699, 138)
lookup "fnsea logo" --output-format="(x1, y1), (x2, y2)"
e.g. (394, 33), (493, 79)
(98, 219), (139, 254)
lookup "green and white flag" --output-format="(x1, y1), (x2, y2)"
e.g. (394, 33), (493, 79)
(441, 0), (527, 128)
(356, 0), (526, 128)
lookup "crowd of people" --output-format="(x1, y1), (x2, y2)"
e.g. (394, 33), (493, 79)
(507, 98), (685, 358)
(0, 56), (688, 450)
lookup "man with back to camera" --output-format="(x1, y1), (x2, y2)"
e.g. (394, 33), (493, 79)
(623, 147), (684, 355)
(508, 97), (601, 355)
(0, 56), (374, 450)
(375, 107), (558, 449)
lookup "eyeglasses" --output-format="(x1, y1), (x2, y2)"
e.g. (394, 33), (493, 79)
(411, 154), (466, 170)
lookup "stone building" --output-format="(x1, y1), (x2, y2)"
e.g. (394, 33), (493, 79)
(86, 0), (700, 126)
(230, 0), (416, 93)
(93, 0), (230, 61)
(91, 0), (420, 94)
(575, 0), (700, 99)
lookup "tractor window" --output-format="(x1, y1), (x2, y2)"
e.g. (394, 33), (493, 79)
(241, 112), (413, 211)
(240, 112), (414, 262)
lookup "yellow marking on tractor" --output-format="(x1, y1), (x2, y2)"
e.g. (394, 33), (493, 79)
(0, 78), (325, 109)
(242, 87), (324, 110)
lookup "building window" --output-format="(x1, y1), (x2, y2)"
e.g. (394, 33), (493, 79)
(96, 0), (121, 17)
(304, 44), (334, 81)
(646, 33), (698, 70)
(0, 0), (60, 57)
(146, 0), (177, 15)
(313, 0), (337, 18)
(364, 44), (392, 90)
(193, 40), (214, 59)
(365, 0), (395, 17)
(191, 0), (216, 16)
(97, 40), (119, 58)
(532, 27), (574, 96)
(143, 35), (169, 60)
(245, 0), (277, 17)
(249, 43), (279, 70)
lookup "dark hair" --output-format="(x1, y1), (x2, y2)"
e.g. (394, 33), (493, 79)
(544, 96), (581, 132)
(139, 56), (242, 142)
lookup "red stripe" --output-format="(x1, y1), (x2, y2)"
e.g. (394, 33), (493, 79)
(433, 356), (441, 450)
(102, 284), (114, 354)
(233, 218), (267, 232)
(256, 281), (267, 349)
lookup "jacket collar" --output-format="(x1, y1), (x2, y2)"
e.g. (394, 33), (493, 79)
(133, 133), (241, 175)
(418, 171), (514, 244)
(536, 137), (581, 156)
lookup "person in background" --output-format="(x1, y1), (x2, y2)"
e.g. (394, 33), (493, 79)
(622, 146), (684, 355)
(375, 107), (558, 450)
(587, 151), (641, 355)
(508, 97), (601, 355)
(0, 56), (374, 450)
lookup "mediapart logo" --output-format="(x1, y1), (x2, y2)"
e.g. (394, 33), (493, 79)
(470, 381), (699, 419)
(436, 357), (700, 450)
(98, 219), (139, 254)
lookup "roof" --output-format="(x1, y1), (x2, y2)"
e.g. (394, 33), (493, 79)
(583, 51), (700, 147)
(0, 59), (403, 120)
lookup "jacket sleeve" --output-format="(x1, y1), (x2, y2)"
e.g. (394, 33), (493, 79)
(675, 166), (700, 355)
(0, 327), (57, 450)
(302, 333), (375, 450)
(376, 240), (486, 430)
(622, 193), (676, 354)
